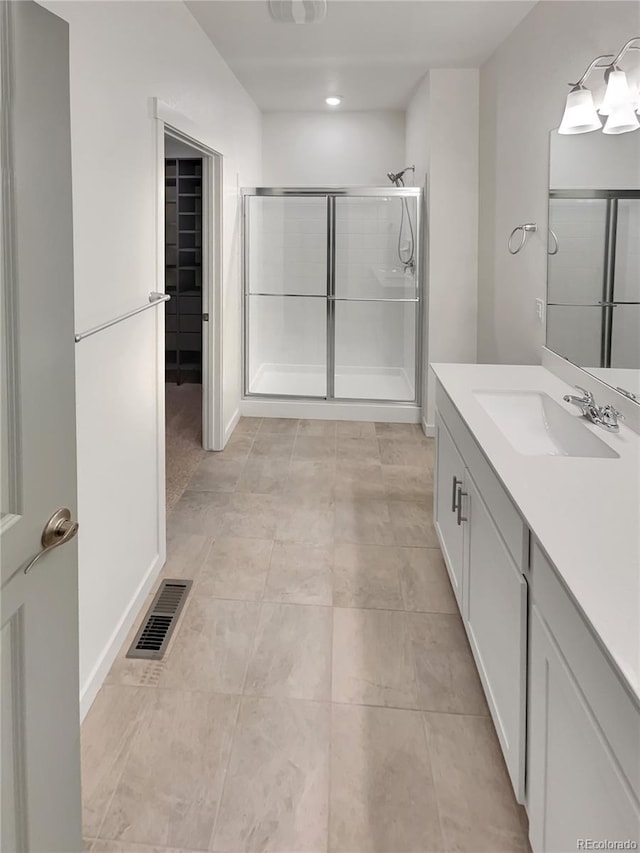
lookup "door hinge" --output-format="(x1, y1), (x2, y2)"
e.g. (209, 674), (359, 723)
(202, 313), (209, 322)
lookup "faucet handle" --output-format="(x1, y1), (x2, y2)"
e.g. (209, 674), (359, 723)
(575, 385), (594, 403)
(602, 403), (624, 420)
(601, 404), (624, 431)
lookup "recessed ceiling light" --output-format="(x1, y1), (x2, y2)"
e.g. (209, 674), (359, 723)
(325, 96), (342, 106)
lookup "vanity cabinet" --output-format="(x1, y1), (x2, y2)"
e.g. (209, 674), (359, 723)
(434, 384), (528, 802)
(434, 375), (640, 851)
(434, 414), (465, 607)
(528, 543), (640, 852)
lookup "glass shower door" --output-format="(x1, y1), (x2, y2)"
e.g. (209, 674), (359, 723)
(245, 195), (328, 396)
(333, 195), (419, 402)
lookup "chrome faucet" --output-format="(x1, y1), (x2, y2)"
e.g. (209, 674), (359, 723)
(563, 386), (595, 413)
(563, 386), (624, 432)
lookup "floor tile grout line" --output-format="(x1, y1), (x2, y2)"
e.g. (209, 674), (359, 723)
(327, 599), (335, 853)
(205, 533), (277, 847)
(238, 538), (275, 697)
(205, 691), (243, 853)
(91, 684), (157, 844)
(402, 605), (423, 712)
(91, 681), (493, 717)
(420, 710), (449, 852)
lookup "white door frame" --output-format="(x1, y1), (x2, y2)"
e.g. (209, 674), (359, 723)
(153, 98), (224, 455)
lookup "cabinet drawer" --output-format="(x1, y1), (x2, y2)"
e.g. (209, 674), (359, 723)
(532, 541), (640, 796)
(436, 382), (527, 571)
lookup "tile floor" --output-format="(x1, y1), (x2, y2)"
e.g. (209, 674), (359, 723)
(165, 383), (206, 513)
(82, 417), (530, 853)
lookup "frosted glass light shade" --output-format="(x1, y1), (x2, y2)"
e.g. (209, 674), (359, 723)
(558, 88), (602, 134)
(603, 105), (640, 134)
(599, 69), (634, 115)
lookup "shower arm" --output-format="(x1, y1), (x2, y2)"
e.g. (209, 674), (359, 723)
(387, 165), (415, 187)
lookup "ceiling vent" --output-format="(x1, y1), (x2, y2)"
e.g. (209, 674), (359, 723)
(268, 0), (327, 24)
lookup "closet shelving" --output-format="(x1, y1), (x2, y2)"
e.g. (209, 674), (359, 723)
(165, 157), (202, 384)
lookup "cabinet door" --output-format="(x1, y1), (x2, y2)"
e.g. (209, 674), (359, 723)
(434, 414), (466, 608)
(528, 606), (640, 852)
(464, 474), (527, 802)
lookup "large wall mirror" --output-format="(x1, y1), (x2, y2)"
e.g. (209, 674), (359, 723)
(547, 129), (640, 403)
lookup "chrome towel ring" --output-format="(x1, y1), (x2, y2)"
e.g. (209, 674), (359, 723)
(548, 228), (559, 256)
(508, 223), (537, 254)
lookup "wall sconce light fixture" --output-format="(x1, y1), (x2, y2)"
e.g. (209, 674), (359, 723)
(559, 38), (640, 135)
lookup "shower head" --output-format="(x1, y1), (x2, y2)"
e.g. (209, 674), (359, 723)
(387, 165), (415, 186)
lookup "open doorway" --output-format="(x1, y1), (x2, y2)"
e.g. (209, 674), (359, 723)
(164, 134), (206, 511)
(159, 122), (224, 520)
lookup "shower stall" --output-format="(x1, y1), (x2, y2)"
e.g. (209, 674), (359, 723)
(242, 187), (423, 417)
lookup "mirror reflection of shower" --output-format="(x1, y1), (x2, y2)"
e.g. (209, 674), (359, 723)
(387, 165), (416, 269)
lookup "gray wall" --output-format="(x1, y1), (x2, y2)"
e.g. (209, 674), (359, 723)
(477, 0), (640, 364)
(262, 111), (405, 185)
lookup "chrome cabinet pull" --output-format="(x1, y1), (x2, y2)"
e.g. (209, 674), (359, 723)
(451, 476), (462, 512)
(456, 487), (468, 526)
(23, 508), (79, 574)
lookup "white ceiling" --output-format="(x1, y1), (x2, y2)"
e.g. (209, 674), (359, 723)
(186, 0), (536, 111)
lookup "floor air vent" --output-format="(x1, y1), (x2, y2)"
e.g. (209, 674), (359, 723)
(126, 579), (192, 660)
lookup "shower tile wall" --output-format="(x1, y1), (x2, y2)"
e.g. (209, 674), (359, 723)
(334, 197), (401, 297)
(251, 198), (327, 297)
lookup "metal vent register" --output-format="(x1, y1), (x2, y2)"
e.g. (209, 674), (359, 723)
(126, 579), (192, 660)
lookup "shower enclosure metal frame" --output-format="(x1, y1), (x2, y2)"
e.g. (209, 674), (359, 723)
(241, 186), (424, 406)
(547, 188), (640, 368)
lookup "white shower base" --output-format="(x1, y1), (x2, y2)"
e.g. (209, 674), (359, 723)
(242, 363), (421, 424)
(249, 363), (414, 401)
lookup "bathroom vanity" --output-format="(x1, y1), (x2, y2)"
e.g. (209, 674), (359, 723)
(432, 362), (640, 851)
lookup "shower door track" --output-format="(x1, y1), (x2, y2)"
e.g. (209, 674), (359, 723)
(242, 186), (423, 406)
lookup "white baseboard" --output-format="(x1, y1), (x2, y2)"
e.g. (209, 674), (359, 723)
(422, 417), (435, 437)
(223, 407), (240, 446)
(79, 550), (164, 721)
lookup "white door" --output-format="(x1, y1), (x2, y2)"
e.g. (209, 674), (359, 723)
(1, 2), (82, 850)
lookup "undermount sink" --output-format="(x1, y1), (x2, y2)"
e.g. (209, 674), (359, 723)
(474, 391), (620, 458)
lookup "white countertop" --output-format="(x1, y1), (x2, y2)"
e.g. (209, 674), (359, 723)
(432, 363), (640, 701)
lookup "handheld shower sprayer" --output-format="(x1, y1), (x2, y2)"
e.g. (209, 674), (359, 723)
(387, 166), (416, 267)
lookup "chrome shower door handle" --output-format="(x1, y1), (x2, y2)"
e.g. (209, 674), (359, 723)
(23, 508), (79, 574)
